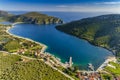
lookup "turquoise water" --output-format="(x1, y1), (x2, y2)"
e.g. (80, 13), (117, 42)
(8, 12), (113, 70)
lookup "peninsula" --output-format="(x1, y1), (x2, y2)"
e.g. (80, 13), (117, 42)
(56, 14), (120, 58)
(0, 10), (63, 24)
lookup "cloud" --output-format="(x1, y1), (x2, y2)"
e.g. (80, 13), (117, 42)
(1, 1), (120, 13)
(56, 5), (69, 8)
(95, 1), (120, 5)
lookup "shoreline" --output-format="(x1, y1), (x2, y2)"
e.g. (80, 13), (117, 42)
(6, 22), (48, 53)
(6, 22), (115, 71)
(56, 29), (115, 56)
(96, 56), (117, 72)
(56, 28), (116, 71)
(6, 22), (68, 68)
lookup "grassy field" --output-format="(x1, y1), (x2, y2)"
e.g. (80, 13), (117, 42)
(0, 52), (21, 76)
(104, 62), (120, 77)
(0, 24), (42, 57)
(0, 52), (70, 80)
(100, 62), (120, 79)
(0, 24), (71, 80)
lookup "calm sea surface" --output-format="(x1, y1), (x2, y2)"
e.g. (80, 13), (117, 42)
(8, 11), (113, 70)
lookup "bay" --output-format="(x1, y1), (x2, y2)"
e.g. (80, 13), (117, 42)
(9, 11), (113, 70)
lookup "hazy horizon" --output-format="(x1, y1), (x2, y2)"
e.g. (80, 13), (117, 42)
(1, 0), (120, 13)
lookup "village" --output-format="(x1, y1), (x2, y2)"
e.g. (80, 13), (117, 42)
(16, 46), (119, 80)
(0, 23), (120, 80)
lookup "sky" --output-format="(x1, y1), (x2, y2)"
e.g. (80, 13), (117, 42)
(0, 0), (120, 13)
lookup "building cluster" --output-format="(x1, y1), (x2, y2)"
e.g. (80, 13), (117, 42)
(77, 71), (102, 80)
(17, 48), (26, 54)
(17, 48), (66, 67)
(17, 48), (119, 80)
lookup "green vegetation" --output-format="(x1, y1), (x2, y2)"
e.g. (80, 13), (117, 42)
(0, 52), (70, 80)
(4, 40), (21, 52)
(0, 10), (13, 22)
(56, 14), (120, 57)
(0, 17), (5, 22)
(101, 74), (113, 80)
(0, 52), (21, 75)
(63, 68), (79, 80)
(0, 10), (13, 17)
(100, 62), (120, 79)
(6, 12), (63, 24)
(105, 62), (120, 77)
(0, 24), (42, 57)
(0, 24), (71, 80)
(0, 10), (63, 24)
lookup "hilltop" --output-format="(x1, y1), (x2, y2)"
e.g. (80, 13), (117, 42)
(0, 10), (63, 24)
(56, 14), (120, 57)
(0, 10), (13, 22)
(6, 12), (63, 24)
(0, 10), (13, 17)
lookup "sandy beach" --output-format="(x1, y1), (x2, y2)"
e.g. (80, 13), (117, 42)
(6, 22), (116, 72)
(6, 22), (68, 67)
(3, 23), (75, 80)
(6, 22), (47, 53)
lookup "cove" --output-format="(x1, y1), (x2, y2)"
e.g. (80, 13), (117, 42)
(9, 23), (112, 70)
(8, 12), (114, 70)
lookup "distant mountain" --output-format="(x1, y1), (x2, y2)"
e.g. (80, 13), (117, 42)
(56, 14), (120, 57)
(0, 10), (13, 17)
(6, 12), (63, 24)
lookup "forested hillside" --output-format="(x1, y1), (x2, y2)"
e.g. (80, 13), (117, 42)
(56, 14), (120, 57)
(6, 12), (63, 24)
(0, 10), (63, 24)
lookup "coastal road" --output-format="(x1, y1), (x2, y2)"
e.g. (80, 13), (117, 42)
(0, 51), (74, 80)
(19, 54), (75, 80)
